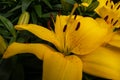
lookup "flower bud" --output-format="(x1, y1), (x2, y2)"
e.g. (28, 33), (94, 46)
(17, 11), (30, 25)
(0, 35), (7, 54)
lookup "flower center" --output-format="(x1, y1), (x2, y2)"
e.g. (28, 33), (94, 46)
(59, 3), (79, 55)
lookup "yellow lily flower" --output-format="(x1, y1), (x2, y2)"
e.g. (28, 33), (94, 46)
(96, 0), (120, 28)
(3, 15), (108, 80)
(2, 2), (120, 80)
(95, 0), (120, 48)
(81, 0), (120, 79)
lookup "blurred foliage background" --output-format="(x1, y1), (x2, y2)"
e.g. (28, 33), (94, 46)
(0, 0), (118, 80)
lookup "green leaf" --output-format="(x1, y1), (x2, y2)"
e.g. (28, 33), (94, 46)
(7, 5), (21, 13)
(0, 15), (16, 38)
(22, 0), (33, 12)
(42, 12), (57, 18)
(34, 5), (42, 18)
(61, 0), (76, 11)
(31, 11), (38, 24)
(41, 0), (53, 9)
(86, 0), (99, 11)
(0, 12), (14, 18)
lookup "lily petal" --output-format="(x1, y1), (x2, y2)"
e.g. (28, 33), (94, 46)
(95, 0), (114, 14)
(15, 24), (60, 49)
(95, 0), (107, 13)
(69, 17), (108, 55)
(3, 42), (55, 60)
(80, 46), (120, 79)
(108, 32), (120, 48)
(95, 0), (120, 27)
(3, 42), (83, 80)
(43, 54), (82, 80)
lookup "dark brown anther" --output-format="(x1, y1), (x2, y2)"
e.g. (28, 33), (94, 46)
(63, 25), (67, 32)
(104, 15), (109, 21)
(47, 20), (51, 30)
(74, 15), (77, 20)
(113, 20), (118, 26)
(111, 18), (114, 23)
(75, 22), (80, 31)
(117, 5), (120, 10)
(111, 5), (113, 9)
(106, 0), (108, 5)
(110, 0), (112, 2)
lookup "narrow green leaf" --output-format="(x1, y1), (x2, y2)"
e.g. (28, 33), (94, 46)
(1, 13), (14, 18)
(42, 0), (53, 9)
(7, 5), (21, 13)
(42, 12), (57, 18)
(34, 5), (42, 18)
(31, 11), (38, 24)
(0, 15), (16, 39)
(22, 0), (33, 12)
(87, 1), (99, 11)
(61, 0), (75, 11)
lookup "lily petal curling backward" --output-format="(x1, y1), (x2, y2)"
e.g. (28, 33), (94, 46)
(3, 42), (83, 80)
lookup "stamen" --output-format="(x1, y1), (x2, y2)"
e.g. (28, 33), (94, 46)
(63, 25), (67, 32)
(75, 22), (80, 31)
(104, 15), (109, 21)
(113, 20), (118, 26)
(106, 0), (108, 5)
(67, 3), (78, 24)
(74, 15), (77, 20)
(111, 18), (114, 23)
(111, 5), (113, 9)
(117, 5), (120, 10)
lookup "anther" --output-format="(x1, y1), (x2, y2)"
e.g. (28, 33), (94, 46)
(106, 0), (108, 5)
(75, 22), (80, 31)
(74, 15), (77, 20)
(63, 25), (67, 32)
(117, 5), (120, 10)
(111, 18), (114, 23)
(111, 5), (113, 9)
(113, 20), (118, 26)
(104, 15), (109, 21)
